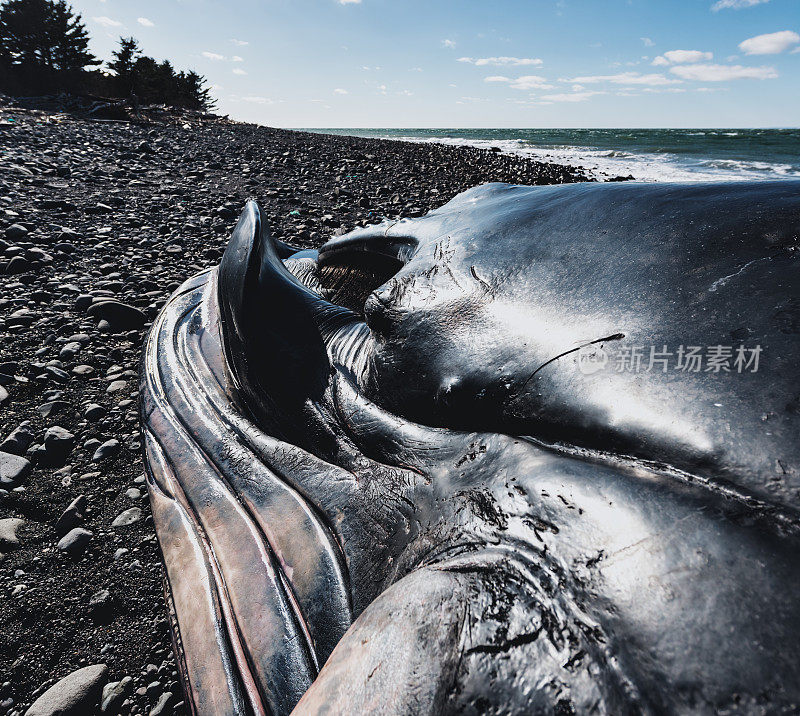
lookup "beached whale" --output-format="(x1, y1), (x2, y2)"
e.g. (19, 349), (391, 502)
(141, 180), (800, 715)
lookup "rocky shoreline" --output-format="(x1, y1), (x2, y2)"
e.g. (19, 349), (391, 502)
(0, 102), (592, 715)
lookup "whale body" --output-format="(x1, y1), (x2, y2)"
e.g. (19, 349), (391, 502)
(141, 180), (800, 715)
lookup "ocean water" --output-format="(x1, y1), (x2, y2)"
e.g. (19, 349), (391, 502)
(304, 128), (800, 183)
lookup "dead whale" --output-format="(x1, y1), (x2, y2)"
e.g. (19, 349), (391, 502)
(141, 180), (800, 715)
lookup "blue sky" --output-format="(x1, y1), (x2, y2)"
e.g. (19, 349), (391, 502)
(70, 0), (798, 127)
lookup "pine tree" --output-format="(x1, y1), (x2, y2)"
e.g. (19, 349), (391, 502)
(107, 36), (140, 96)
(0, 0), (97, 70)
(50, 0), (96, 71)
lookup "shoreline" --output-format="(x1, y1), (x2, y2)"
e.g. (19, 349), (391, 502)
(0, 105), (593, 715)
(299, 126), (800, 183)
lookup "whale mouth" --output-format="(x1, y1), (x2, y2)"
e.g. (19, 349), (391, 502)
(316, 251), (404, 317)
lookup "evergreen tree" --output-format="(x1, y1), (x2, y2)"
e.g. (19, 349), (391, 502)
(107, 36), (139, 96)
(175, 70), (217, 111)
(0, 0), (97, 70)
(0, 2), (216, 110)
(50, 0), (96, 71)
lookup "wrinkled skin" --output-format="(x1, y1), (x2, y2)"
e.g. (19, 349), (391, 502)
(141, 181), (800, 715)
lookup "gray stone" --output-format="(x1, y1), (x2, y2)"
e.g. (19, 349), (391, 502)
(4, 224), (28, 241)
(106, 380), (127, 394)
(148, 691), (174, 716)
(37, 401), (69, 418)
(0, 517), (25, 550)
(0, 450), (31, 487)
(58, 342), (82, 361)
(24, 663), (107, 716)
(112, 507), (141, 527)
(55, 495), (86, 536)
(41, 426), (75, 466)
(57, 527), (93, 557)
(84, 404), (106, 421)
(44, 426), (75, 452)
(100, 676), (132, 714)
(93, 439), (121, 462)
(0, 423), (34, 455)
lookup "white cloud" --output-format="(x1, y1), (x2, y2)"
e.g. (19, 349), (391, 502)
(512, 75), (552, 90)
(739, 30), (800, 55)
(567, 72), (681, 86)
(338, 0), (361, 4)
(398, 89), (413, 96)
(653, 49), (714, 64)
(641, 37), (654, 47)
(669, 63), (778, 80)
(333, 88), (348, 94)
(203, 52), (225, 61)
(232, 68), (247, 75)
(458, 56), (543, 66)
(485, 74), (553, 90)
(712, 0), (769, 10)
(442, 39), (456, 49)
(137, 17), (154, 27)
(231, 39), (248, 46)
(232, 56), (244, 62)
(241, 96), (274, 104)
(539, 90), (604, 102)
(92, 16), (121, 27)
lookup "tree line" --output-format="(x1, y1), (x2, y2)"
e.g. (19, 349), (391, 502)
(0, 0), (215, 111)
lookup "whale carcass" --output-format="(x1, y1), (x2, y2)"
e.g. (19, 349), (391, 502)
(141, 180), (800, 714)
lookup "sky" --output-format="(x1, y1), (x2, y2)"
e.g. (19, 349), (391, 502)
(68, 0), (799, 128)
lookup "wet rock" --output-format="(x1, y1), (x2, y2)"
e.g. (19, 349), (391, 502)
(5, 255), (30, 274)
(87, 300), (146, 331)
(24, 664), (107, 716)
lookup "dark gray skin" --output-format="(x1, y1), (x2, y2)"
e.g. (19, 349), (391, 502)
(141, 180), (800, 716)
